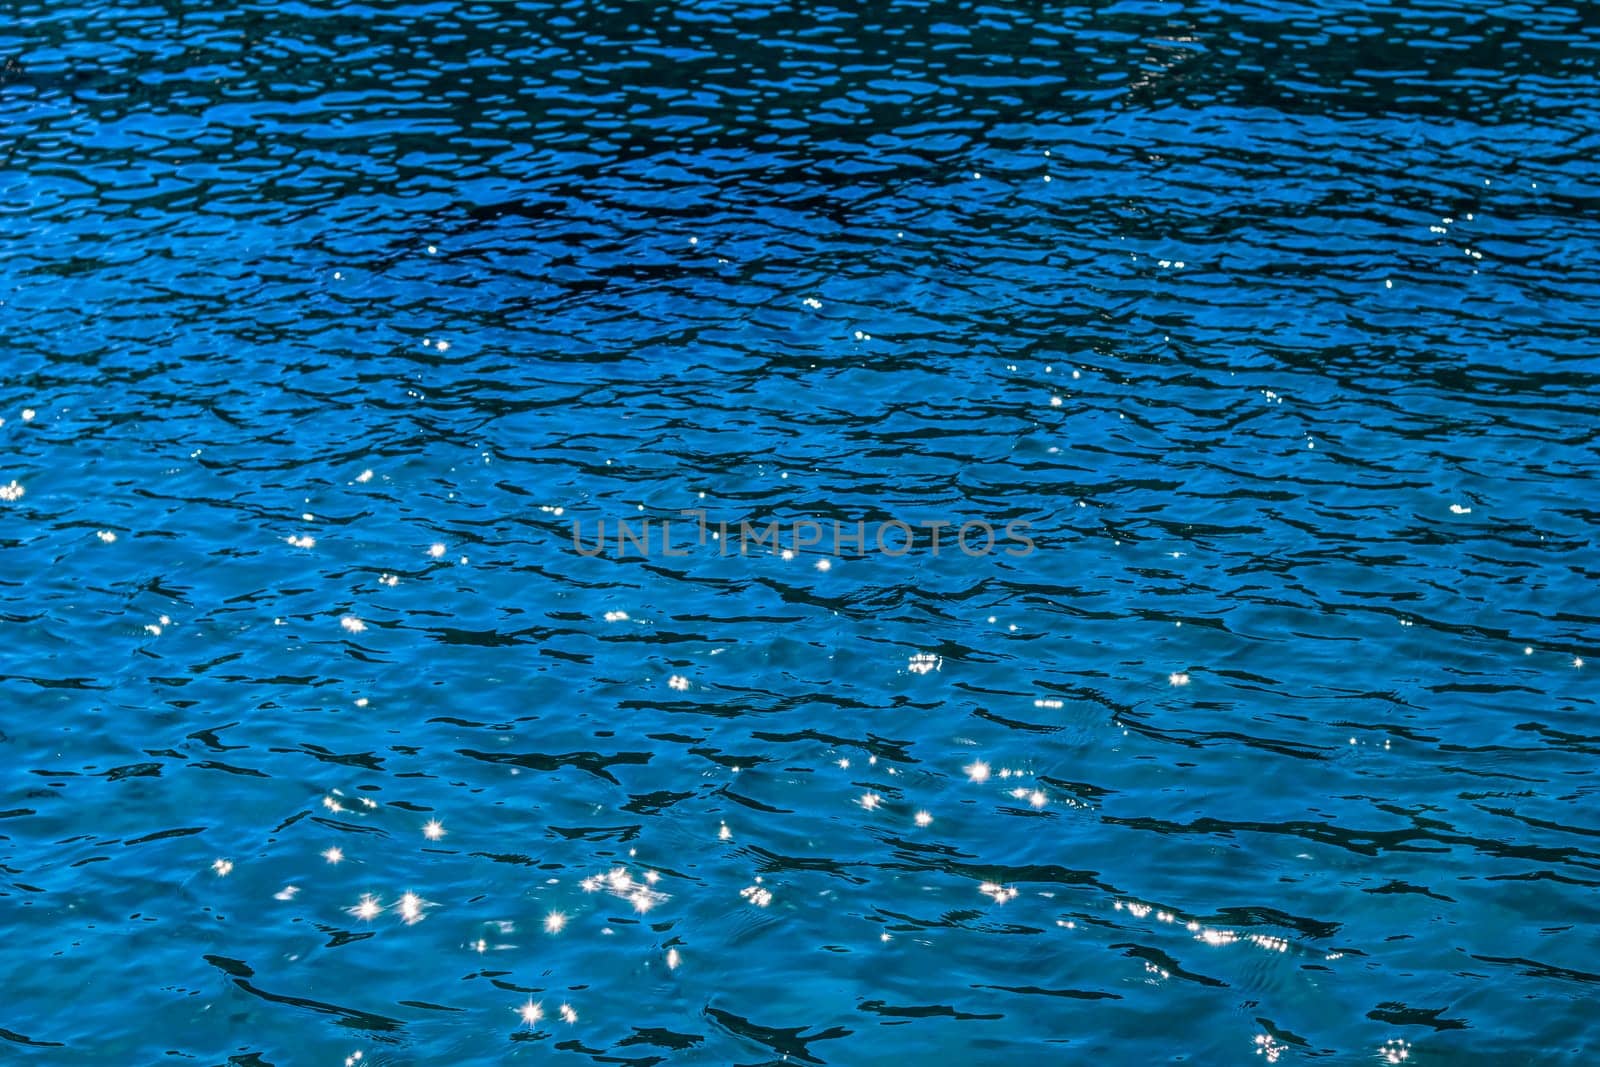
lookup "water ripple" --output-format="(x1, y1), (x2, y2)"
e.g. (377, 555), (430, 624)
(3, 0), (1599, 1062)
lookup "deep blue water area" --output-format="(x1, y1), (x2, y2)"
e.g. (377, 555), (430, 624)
(3, 1), (1599, 1063)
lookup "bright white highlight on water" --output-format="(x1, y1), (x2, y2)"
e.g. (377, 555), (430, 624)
(396, 891), (427, 924)
(979, 882), (1019, 904)
(559, 1003), (577, 1024)
(544, 910), (567, 933)
(965, 760), (992, 783)
(350, 894), (381, 921)
(581, 866), (669, 913)
(604, 610), (629, 622)
(859, 792), (881, 811)
(517, 999), (543, 1027)
(668, 675), (689, 691)
(356, 469), (374, 483)
(286, 534), (315, 549)
(1449, 504), (1472, 514)
(740, 883), (773, 907)
(323, 847), (343, 864)
(340, 616), (366, 634)
(914, 810), (933, 827)
(908, 653), (941, 675)
(428, 543), (446, 558)
(1254, 1034), (1285, 1063)
(212, 858), (233, 877)
(423, 819), (445, 841)
(96, 530), (116, 543)
(0, 481), (23, 502)
(1380, 1039), (1412, 1063)
(1169, 672), (1190, 686)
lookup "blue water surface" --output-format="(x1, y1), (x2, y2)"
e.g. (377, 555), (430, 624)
(3, 1), (1599, 1063)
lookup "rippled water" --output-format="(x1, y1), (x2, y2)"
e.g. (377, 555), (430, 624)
(4, 1), (1599, 1062)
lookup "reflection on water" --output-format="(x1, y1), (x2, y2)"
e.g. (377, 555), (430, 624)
(3, 0), (1599, 1062)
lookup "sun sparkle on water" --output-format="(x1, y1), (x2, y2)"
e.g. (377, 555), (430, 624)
(396, 891), (427, 924)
